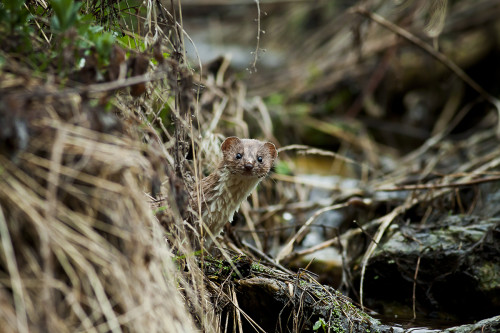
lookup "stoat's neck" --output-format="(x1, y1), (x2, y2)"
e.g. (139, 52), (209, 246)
(200, 166), (261, 238)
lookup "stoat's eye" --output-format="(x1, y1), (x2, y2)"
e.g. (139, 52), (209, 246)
(236, 153), (242, 159)
(257, 156), (263, 163)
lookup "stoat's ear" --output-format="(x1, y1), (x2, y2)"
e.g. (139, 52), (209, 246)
(264, 142), (278, 160)
(221, 136), (241, 152)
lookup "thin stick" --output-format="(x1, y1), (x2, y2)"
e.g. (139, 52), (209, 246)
(352, 7), (500, 133)
(0, 207), (29, 333)
(359, 206), (403, 309)
(377, 175), (500, 191)
(276, 203), (347, 263)
(412, 256), (421, 320)
(242, 240), (293, 274)
(6, 70), (170, 99)
(250, 0), (262, 72)
(232, 286), (244, 333)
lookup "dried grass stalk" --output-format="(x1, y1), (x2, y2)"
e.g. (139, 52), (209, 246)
(0, 98), (201, 332)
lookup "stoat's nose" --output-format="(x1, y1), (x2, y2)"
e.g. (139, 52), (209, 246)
(244, 162), (254, 170)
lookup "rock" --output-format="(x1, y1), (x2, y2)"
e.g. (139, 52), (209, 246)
(358, 214), (500, 321)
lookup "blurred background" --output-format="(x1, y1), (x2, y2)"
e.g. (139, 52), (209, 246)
(181, 0), (500, 153)
(179, 0), (500, 327)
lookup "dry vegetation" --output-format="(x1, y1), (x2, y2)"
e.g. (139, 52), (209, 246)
(0, 1), (215, 332)
(1, 0), (500, 332)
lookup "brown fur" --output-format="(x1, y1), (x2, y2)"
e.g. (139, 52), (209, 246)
(192, 137), (277, 249)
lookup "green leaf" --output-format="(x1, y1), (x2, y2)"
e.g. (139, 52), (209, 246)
(3, 0), (25, 13)
(50, 15), (60, 31)
(50, 0), (81, 32)
(94, 32), (115, 59)
(0, 0), (32, 32)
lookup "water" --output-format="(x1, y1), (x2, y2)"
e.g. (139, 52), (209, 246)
(376, 315), (468, 332)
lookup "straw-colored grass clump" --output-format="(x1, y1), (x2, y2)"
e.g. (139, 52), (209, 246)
(0, 91), (198, 332)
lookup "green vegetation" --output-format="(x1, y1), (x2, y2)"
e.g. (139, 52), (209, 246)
(313, 317), (327, 332)
(51, 0), (81, 32)
(0, 0), (151, 78)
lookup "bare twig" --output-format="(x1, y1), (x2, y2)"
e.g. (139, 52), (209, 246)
(377, 175), (500, 191)
(242, 240), (293, 274)
(5, 70), (171, 99)
(412, 256), (421, 320)
(359, 202), (410, 310)
(352, 6), (500, 135)
(249, 0), (262, 73)
(276, 203), (348, 264)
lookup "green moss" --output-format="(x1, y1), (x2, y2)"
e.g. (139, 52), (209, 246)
(476, 261), (500, 291)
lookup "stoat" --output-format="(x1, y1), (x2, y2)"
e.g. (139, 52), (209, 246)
(192, 136), (277, 249)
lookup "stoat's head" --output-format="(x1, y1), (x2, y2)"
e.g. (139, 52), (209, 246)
(221, 136), (278, 178)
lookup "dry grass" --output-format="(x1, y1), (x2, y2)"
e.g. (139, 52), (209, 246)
(0, 0), (279, 330)
(1, 126), (187, 332)
(0, 1), (220, 330)
(0, 72), (213, 331)
(3, 1), (500, 331)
